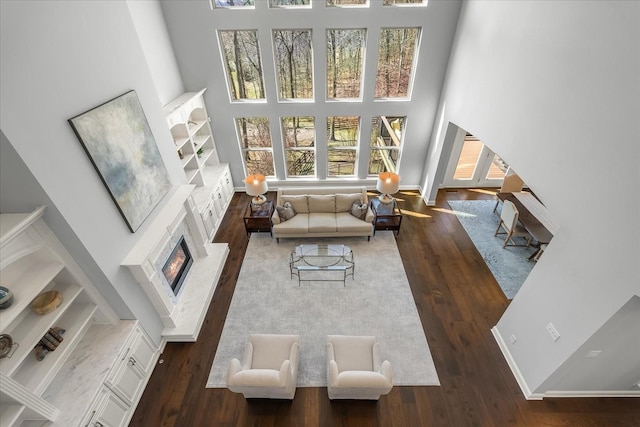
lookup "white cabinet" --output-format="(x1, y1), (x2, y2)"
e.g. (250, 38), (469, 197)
(81, 325), (158, 427)
(106, 327), (156, 404)
(0, 207), (118, 427)
(163, 90), (235, 241)
(82, 387), (129, 427)
(163, 89), (220, 187)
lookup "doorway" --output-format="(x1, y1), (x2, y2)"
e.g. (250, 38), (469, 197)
(444, 133), (507, 188)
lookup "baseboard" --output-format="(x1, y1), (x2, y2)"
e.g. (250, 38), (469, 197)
(491, 326), (544, 400)
(544, 390), (640, 398)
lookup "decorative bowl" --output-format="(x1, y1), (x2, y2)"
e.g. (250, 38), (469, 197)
(0, 286), (14, 309)
(30, 290), (63, 315)
(0, 334), (14, 358)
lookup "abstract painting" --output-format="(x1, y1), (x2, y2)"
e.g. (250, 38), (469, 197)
(69, 90), (172, 232)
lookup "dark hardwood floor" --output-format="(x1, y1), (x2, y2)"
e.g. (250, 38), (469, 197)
(131, 189), (640, 426)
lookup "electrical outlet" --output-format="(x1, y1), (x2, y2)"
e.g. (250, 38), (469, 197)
(509, 334), (517, 344)
(546, 322), (560, 341)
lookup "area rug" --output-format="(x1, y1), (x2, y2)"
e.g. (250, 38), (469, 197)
(206, 231), (440, 388)
(447, 200), (537, 299)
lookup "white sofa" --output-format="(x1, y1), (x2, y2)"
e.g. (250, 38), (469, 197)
(271, 187), (374, 242)
(226, 334), (300, 399)
(326, 335), (393, 400)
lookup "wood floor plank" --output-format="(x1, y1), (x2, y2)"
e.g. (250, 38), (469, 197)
(130, 189), (640, 426)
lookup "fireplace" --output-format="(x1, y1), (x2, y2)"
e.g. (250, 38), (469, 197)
(162, 236), (193, 296)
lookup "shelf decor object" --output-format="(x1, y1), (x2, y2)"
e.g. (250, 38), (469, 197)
(0, 286), (14, 309)
(30, 290), (62, 315)
(244, 174), (268, 205)
(68, 90), (172, 232)
(376, 172), (401, 204)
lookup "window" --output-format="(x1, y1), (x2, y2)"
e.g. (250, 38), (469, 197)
(375, 28), (420, 98)
(270, 0), (310, 7)
(327, 116), (360, 177)
(273, 30), (313, 100)
(383, 0), (426, 5)
(327, 0), (367, 6)
(236, 117), (275, 176)
(369, 116), (404, 174)
(327, 29), (366, 100)
(214, 0), (254, 8)
(219, 30), (266, 101)
(282, 116), (315, 177)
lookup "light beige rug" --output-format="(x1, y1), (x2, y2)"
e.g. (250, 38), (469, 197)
(206, 231), (440, 387)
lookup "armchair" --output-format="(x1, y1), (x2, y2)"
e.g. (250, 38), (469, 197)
(226, 334), (300, 399)
(326, 335), (393, 400)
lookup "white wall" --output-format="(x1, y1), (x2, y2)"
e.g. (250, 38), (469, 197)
(0, 0), (188, 343)
(126, 0), (185, 105)
(159, 0), (462, 188)
(425, 0), (640, 394)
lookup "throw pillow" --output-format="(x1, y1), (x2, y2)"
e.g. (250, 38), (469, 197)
(276, 202), (297, 222)
(349, 200), (368, 220)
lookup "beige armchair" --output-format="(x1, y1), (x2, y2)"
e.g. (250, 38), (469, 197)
(326, 335), (393, 400)
(226, 334), (300, 399)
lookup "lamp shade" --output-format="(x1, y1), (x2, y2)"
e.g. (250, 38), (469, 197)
(376, 172), (400, 195)
(244, 174), (268, 204)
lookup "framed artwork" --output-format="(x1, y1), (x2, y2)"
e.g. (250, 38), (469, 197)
(69, 90), (172, 232)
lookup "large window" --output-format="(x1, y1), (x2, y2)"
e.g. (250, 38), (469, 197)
(273, 30), (313, 100)
(375, 28), (420, 98)
(236, 117), (275, 176)
(214, 6), (426, 180)
(327, 29), (366, 100)
(369, 116), (404, 174)
(327, 116), (360, 177)
(282, 116), (316, 177)
(219, 30), (266, 101)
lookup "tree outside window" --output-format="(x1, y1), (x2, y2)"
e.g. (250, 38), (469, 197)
(236, 117), (275, 176)
(219, 30), (266, 101)
(375, 28), (420, 98)
(273, 30), (313, 100)
(282, 116), (315, 177)
(369, 116), (404, 175)
(327, 116), (359, 177)
(327, 29), (366, 100)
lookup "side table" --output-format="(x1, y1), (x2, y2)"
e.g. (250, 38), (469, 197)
(244, 201), (274, 238)
(370, 198), (402, 236)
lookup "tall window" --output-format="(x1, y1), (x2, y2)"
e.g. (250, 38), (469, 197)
(369, 116), (404, 174)
(327, 29), (366, 100)
(327, 116), (360, 177)
(236, 117), (275, 176)
(219, 30), (266, 101)
(270, 0), (310, 7)
(282, 116), (315, 177)
(375, 28), (420, 98)
(214, 0), (254, 8)
(273, 30), (313, 100)
(327, 0), (367, 6)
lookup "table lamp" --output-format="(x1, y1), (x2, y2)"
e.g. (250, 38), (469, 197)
(244, 174), (268, 205)
(376, 172), (400, 204)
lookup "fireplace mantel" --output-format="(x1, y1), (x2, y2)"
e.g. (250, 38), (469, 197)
(122, 185), (229, 341)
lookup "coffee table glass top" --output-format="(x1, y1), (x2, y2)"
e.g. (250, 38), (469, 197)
(292, 244), (352, 267)
(290, 244), (354, 285)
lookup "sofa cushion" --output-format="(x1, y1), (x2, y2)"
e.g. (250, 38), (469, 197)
(349, 200), (368, 220)
(308, 195), (336, 213)
(276, 202), (297, 222)
(273, 213), (309, 234)
(336, 193), (363, 212)
(280, 195), (309, 214)
(308, 213), (337, 232)
(336, 212), (373, 233)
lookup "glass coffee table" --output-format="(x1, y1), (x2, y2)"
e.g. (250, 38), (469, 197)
(290, 244), (354, 286)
